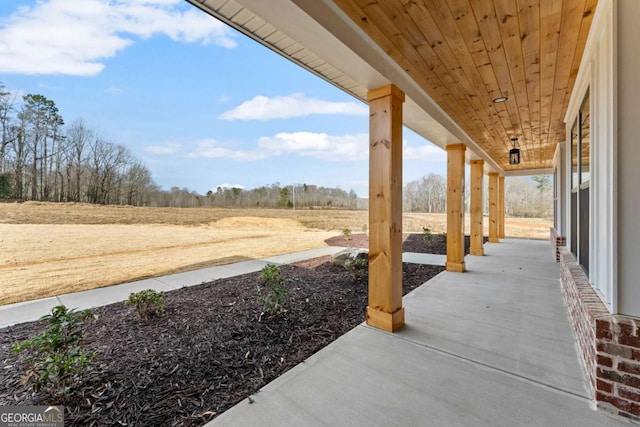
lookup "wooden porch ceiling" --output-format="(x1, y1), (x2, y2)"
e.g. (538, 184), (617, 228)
(333, 0), (597, 171)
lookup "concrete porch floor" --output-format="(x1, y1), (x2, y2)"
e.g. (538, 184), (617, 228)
(206, 239), (629, 427)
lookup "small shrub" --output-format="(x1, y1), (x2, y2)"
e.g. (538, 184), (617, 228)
(342, 228), (352, 241)
(12, 305), (94, 401)
(258, 265), (289, 315)
(422, 226), (433, 242)
(345, 256), (368, 281)
(361, 224), (368, 234)
(125, 289), (165, 319)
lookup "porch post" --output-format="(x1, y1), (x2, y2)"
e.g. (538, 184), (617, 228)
(470, 160), (484, 256)
(498, 175), (506, 238)
(446, 143), (466, 272)
(488, 172), (499, 243)
(366, 84), (405, 332)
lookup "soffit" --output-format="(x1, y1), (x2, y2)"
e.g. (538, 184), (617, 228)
(332, 0), (597, 171)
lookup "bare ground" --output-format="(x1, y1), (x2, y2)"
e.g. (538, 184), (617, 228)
(0, 202), (551, 305)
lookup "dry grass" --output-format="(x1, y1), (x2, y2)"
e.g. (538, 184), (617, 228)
(0, 202), (551, 305)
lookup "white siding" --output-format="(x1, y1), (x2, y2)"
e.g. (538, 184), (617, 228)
(592, 4), (616, 312)
(564, 0), (619, 313)
(567, 0), (640, 315)
(616, 0), (640, 316)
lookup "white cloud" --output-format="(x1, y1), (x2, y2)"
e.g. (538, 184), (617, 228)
(219, 93), (367, 121)
(146, 133), (444, 164)
(144, 142), (181, 155)
(185, 139), (265, 161)
(258, 132), (369, 161)
(214, 183), (245, 190)
(403, 141), (446, 161)
(106, 87), (123, 94)
(0, 0), (236, 75)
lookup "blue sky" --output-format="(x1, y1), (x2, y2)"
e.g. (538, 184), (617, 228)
(0, 0), (446, 197)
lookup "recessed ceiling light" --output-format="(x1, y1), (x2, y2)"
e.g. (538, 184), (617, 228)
(493, 96), (508, 103)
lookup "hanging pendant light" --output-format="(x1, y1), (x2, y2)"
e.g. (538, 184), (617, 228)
(509, 137), (520, 165)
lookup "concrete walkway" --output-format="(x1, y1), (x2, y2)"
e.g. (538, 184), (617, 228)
(0, 246), (346, 328)
(205, 239), (629, 427)
(403, 252), (446, 266)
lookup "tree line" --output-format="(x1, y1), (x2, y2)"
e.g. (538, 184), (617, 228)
(204, 184), (359, 209)
(0, 82), (359, 209)
(0, 85), (156, 205)
(403, 173), (553, 218)
(0, 81), (550, 214)
(150, 184), (359, 209)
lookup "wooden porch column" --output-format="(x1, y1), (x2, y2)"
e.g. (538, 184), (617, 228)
(366, 84), (405, 332)
(446, 143), (466, 272)
(488, 172), (499, 243)
(498, 175), (505, 238)
(470, 160), (484, 256)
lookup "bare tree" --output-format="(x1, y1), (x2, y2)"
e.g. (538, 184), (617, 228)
(404, 173), (447, 213)
(0, 83), (19, 174)
(10, 115), (28, 199)
(504, 177), (552, 217)
(65, 119), (93, 202)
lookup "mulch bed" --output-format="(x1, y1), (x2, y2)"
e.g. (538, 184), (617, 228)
(0, 233), (458, 426)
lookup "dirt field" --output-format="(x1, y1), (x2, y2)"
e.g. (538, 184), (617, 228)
(0, 202), (551, 305)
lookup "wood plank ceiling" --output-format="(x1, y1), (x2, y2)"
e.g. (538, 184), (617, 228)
(333, 0), (597, 171)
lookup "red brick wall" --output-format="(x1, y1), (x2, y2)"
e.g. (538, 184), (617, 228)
(596, 316), (640, 420)
(550, 227), (566, 262)
(559, 249), (606, 388)
(558, 246), (640, 421)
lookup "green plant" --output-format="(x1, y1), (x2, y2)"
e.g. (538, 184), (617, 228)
(345, 256), (368, 281)
(12, 305), (94, 400)
(342, 228), (352, 241)
(0, 173), (13, 199)
(125, 289), (165, 319)
(422, 226), (433, 242)
(258, 265), (289, 315)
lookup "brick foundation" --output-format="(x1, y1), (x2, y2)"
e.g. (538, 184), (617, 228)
(595, 315), (640, 420)
(558, 244), (640, 421)
(550, 227), (566, 262)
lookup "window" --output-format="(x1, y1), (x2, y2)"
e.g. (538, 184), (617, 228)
(579, 91), (590, 273)
(581, 94), (590, 185)
(570, 90), (590, 274)
(572, 118), (579, 188)
(571, 120), (578, 257)
(553, 170), (558, 229)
